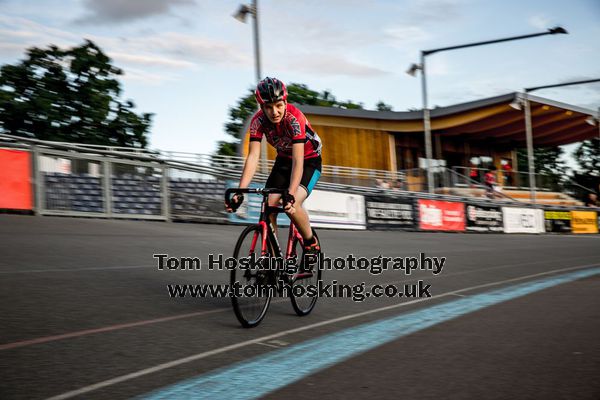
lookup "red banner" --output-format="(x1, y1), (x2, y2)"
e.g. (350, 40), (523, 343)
(0, 149), (33, 210)
(418, 199), (465, 231)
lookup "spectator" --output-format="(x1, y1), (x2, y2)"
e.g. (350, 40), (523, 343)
(375, 179), (390, 189)
(391, 178), (405, 191)
(585, 192), (599, 207)
(469, 162), (479, 188)
(502, 160), (513, 186)
(484, 166), (499, 199)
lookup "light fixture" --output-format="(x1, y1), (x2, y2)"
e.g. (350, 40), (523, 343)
(548, 26), (568, 35)
(406, 63), (422, 77)
(233, 4), (253, 23)
(509, 99), (522, 110)
(585, 116), (597, 126)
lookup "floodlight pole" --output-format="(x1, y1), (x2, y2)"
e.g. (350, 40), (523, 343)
(411, 27), (568, 194)
(522, 77), (600, 204)
(419, 52), (434, 193)
(522, 92), (536, 203)
(250, 0), (268, 172)
(251, 0), (261, 84)
(235, 0), (267, 172)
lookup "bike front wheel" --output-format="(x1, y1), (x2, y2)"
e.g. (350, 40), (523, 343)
(231, 225), (273, 328)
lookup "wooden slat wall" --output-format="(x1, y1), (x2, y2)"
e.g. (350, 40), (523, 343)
(313, 124), (392, 170)
(241, 124), (394, 172)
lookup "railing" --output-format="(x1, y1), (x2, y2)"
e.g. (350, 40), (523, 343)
(8, 134), (597, 217)
(452, 166), (568, 192)
(159, 151), (410, 186)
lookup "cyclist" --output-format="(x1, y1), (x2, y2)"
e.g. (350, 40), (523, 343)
(226, 77), (323, 256)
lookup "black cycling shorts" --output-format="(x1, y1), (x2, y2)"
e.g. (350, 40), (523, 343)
(265, 156), (322, 196)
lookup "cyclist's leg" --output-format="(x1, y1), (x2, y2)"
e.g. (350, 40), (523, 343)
(267, 193), (281, 238)
(287, 187), (311, 240)
(287, 157), (321, 246)
(265, 157), (289, 240)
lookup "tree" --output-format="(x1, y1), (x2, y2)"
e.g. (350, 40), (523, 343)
(516, 147), (568, 191)
(220, 92), (258, 156)
(0, 40), (152, 147)
(574, 138), (600, 178)
(376, 101), (393, 111)
(217, 83), (364, 156)
(571, 138), (600, 194)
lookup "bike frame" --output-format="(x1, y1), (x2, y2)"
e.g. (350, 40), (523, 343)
(226, 188), (311, 280)
(255, 201), (304, 267)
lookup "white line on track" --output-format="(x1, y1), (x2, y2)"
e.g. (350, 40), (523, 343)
(45, 262), (599, 400)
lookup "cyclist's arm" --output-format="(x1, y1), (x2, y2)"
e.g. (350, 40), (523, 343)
(288, 142), (304, 196)
(238, 140), (261, 188)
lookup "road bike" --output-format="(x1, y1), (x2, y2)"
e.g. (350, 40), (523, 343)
(225, 188), (322, 328)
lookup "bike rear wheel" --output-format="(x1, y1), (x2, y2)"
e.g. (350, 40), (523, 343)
(290, 228), (322, 316)
(231, 225), (273, 328)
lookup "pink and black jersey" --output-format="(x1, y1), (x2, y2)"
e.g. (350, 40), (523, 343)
(249, 104), (322, 159)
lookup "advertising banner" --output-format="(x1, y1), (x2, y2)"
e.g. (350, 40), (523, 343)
(0, 149), (33, 210)
(226, 184), (365, 230)
(502, 207), (545, 233)
(418, 199), (465, 231)
(465, 204), (503, 232)
(544, 210), (572, 233)
(365, 196), (416, 230)
(570, 211), (598, 234)
(304, 190), (366, 230)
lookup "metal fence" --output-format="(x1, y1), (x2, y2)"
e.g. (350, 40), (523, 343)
(451, 166), (568, 191)
(34, 147), (170, 220)
(8, 134), (582, 222)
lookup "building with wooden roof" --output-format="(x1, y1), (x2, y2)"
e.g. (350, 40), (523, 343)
(240, 92), (598, 180)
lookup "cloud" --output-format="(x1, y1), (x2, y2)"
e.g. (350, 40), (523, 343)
(433, 77), (516, 105)
(528, 14), (552, 30)
(294, 22), (376, 50)
(75, 0), (196, 24)
(0, 15), (79, 44)
(381, 1), (466, 54)
(287, 54), (390, 77)
(259, 6), (379, 53)
(0, 42), (26, 52)
(384, 26), (431, 48)
(120, 67), (179, 85)
(0, 15), (80, 58)
(406, 0), (466, 23)
(95, 32), (250, 67)
(109, 52), (197, 69)
(138, 32), (249, 65)
(426, 55), (451, 76)
(0, 15), (249, 71)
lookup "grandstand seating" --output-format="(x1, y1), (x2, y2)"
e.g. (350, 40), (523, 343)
(43, 172), (227, 216)
(169, 178), (226, 218)
(111, 173), (162, 215)
(45, 173), (104, 213)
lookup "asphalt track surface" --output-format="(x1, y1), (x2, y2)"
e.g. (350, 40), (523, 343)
(1, 215), (599, 400)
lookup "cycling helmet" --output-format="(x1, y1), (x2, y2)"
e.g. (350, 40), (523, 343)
(255, 77), (288, 105)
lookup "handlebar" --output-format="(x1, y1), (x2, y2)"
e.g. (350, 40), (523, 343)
(224, 188), (290, 211)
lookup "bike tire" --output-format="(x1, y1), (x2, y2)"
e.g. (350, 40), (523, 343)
(290, 228), (322, 316)
(231, 225), (272, 328)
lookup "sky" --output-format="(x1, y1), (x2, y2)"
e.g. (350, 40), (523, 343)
(1, 0), (599, 168)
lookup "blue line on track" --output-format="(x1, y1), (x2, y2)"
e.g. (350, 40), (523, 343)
(139, 267), (600, 400)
